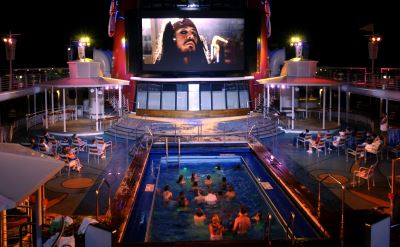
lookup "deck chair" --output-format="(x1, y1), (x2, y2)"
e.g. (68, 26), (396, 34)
(353, 164), (376, 190)
(72, 139), (87, 153)
(335, 138), (347, 156)
(87, 144), (102, 164)
(95, 136), (112, 154)
(312, 138), (326, 157)
(58, 154), (71, 176)
(297, 134), (312, 149)
(346, 146), (365, 162)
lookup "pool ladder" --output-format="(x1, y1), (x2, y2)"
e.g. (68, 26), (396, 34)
(164, 137), (181, 167)
(264, 211), (296, 245)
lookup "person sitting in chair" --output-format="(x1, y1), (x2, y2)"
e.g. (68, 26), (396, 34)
(307, 133), (322, 153)
(65, 147), (82, 172)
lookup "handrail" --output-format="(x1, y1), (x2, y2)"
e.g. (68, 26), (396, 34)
(50, 217), (66, 247)
(263, 212), (273, 245)
(390, 157), (400, 222)
(248, 124), (256, 138)
(144, 162), (161, 242)
(18, 222), (34, 247)
(318, 174), (345, 241)
(239, 156), (292, 239)
(96, 178), (111, 220)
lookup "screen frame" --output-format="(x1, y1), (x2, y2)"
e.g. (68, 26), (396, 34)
(126, 9), (259, 77)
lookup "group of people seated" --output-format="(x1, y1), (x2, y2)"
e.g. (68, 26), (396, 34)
(161, 172), (262, 240)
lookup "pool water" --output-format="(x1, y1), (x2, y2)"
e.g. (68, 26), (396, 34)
(149, 156), (286, 241)
(123, 146), (319, 243)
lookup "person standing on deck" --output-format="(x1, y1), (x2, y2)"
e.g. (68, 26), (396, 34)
(380, 112), (388, 146)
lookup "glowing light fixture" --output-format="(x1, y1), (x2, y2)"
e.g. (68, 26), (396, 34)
(290, 35), (303, 58)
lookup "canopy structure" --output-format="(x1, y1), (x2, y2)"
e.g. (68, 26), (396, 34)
(41, 76), (130, 89)
(0, 143), (64, 210)
(256, 75), (342, 130)
(257, 75), (340, 87)
(0, 143), (64, 246)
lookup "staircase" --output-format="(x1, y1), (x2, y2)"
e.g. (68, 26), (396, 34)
(247, 114), (284, 139)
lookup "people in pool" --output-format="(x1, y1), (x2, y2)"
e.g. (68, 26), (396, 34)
(220, 177), (228, 191)
(233, 206), (251, 238)
(204, 174), (213, 187)
(191, 181), (201, 194)
(177, 191), (189, 207)
(177, 174), (186, 186)
(191, 172), (200, 184)
(251, 211), (262, 223)
(224, 186), (236, 200)
(193, 208), (206, 225)
(204, 190), (218, 205)
(209, 214), (225, 240)
(162, 185), (173, 202)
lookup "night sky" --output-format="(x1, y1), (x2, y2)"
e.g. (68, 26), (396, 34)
(0, 0), (399, 70)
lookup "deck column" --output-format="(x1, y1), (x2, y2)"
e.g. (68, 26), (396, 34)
(51, 87), (54, 124)
(346, 91), (350, 124)
(34, 187), (43, 247)
(323, 87), (326, 129)
(263, 84), (266, 118)
(267, 84), (270, 114)
(95, 88), (99, 131)
(75, 88), (78, 120)
(386, 98), (389, 115)
(63, 88), (66, 132)
(45, 88), (48, 129)
(337, 85), (341, 126)
(329, 87), (332, 121)
(291, 86), (294, 129)
(1, 210), (7, 247)
(279, 87), (282, 112)
(33, 92), (37, 116)
(118, 86), (122, 117)
(305, 86), (308, 119)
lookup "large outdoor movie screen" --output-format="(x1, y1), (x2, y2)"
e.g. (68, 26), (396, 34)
(142, 18), (245, 72)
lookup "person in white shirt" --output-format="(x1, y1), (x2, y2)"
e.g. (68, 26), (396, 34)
(380, 112), (388, 146)
(205, 190), (218, 205)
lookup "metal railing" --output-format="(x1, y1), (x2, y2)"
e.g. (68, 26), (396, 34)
(1, 66), (400, 96)
(317, 66), (400, 91)
(0, 68), (69, 92)
(318, 174), (345, 242)
(96, 178), (111, 220)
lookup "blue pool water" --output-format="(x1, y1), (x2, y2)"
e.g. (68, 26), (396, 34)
(123, 146), (319, 243)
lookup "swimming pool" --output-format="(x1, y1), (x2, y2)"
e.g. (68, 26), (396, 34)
(123, 145), (320, 243)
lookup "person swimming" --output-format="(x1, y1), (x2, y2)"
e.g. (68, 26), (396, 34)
(177, 174), (186, 185)
(204, 174), (213, 187)
(193, 208), (206, 225)
(191, 172), (199, 184)
(220, 177), (228, 191)
(251, 211), (262, 223)
(177, 191), (189, 207)
(209, 214), (224, 240)
(224, 186), (236, 200)
(162, 185), (173, 202)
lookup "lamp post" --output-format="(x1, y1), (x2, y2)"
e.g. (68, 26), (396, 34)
(3, 33), (18, 91)
(368, 35), (381, 80)
(290, 36), (303, 59)
(78, 36), (91, 60)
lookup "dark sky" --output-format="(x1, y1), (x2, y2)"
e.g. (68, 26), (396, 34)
(0, 0), (399, 70)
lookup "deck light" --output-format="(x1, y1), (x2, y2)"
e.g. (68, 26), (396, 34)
(78, 36), (91, 60)
(368, 34), (382, 78)
(290, 35), (303, 58)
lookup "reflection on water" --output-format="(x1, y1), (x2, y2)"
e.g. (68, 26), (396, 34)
(150, 159), (285, 241)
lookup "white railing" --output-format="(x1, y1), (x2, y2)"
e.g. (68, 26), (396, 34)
(25, 105), (83, 130)
(0, 68), (69, 93)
